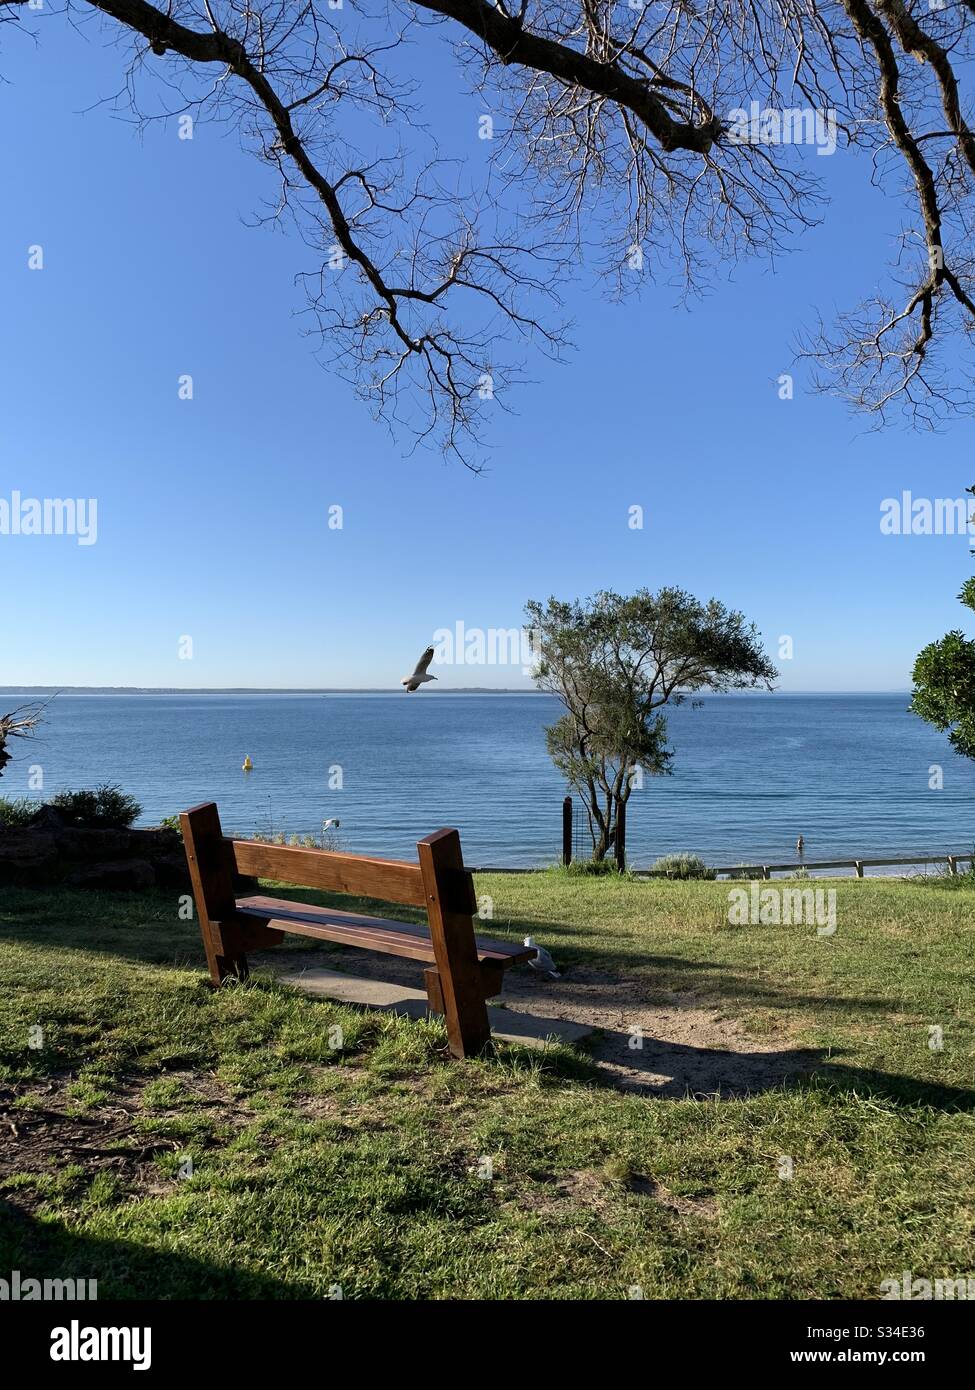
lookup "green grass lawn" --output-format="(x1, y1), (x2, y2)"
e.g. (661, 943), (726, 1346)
(0, 872), (973, 1299)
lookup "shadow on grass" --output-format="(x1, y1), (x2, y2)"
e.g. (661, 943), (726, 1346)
(562, 1025), (975, 1110)
(272, 890), (917, 1021)
(0, 885), (915, 1022)
(797, 1065), (975, 1112)
(4, 884), (974, 1113)
(0, 1201), (315, 1299)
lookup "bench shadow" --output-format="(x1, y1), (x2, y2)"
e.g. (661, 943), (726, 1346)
(561, 1025), (975, 1110)
(263, 952), (975, 1111)
(0, 1201), (316, 1299)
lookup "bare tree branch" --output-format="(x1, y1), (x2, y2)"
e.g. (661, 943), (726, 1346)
(4, 0), (975, 452)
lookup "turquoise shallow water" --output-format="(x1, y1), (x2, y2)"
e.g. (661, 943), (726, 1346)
(1, 692), (972, 868)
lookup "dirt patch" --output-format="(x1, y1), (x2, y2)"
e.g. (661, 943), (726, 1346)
(294, 1091), (343, 1121)
(0, 1072), (236, 1213)
(519, 1168), (718, 1221)
(522, 1167), (616, 1217)
(625, 1174), (719, 1219)
(496, 962), (821, 1095)
(261, 947), (822, 1098)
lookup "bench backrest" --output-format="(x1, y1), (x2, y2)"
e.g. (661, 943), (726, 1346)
(228, 838), (428, 908)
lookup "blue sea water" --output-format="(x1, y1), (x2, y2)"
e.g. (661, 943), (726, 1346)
(1, 692), (972, 868)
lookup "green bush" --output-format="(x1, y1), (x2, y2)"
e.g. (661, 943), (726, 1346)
(650, 852), (716, 881)
(554, 858), (623, 877)
(50, 784), (142, 829)
(0, 796), (41, 829)
(915, 853), (975, 891)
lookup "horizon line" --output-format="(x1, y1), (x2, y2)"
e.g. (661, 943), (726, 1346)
(1, 685), (913, 695)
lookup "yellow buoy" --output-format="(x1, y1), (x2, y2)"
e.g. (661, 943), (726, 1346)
(242, 756), (253, 772)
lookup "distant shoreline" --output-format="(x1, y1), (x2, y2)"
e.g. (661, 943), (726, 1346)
(1, 687), (912, 696)
(1, 686), (546, 695)
(1, 687), (913, 696)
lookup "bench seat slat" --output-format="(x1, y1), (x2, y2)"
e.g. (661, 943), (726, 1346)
(235, 895), (536, 966)
(246, 914), (438, 963)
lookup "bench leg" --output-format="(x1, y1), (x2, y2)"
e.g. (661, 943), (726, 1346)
(424, 967), (445, 1016)
(181, 802), (250, 986)
(425, 962), (505, 1018)
(423, 964), (487, 1054)
(418, 830), (492, 1059)
(479, 962), (505, 1000)
(206, 923), (250, 984)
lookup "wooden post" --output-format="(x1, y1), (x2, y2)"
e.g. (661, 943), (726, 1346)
(180, 801), (250, 985)
(417, 829), (492, 1059)
(614, 798), (626, 873)
(562, 796), (573, 866)
(855, 860), (864, 878)
(948, 856), (958, 876)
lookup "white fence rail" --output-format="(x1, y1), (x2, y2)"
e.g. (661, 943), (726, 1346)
(704, 852), (975, 880)
(468, 851), (975, 878)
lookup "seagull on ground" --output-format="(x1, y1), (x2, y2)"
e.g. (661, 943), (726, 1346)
(525, 936), (561, 979)
(401, 645), (438, 692)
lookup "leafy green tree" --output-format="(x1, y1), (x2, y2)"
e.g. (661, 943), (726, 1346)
(911, 493), (975, 759)
(526, 589), (777, 862)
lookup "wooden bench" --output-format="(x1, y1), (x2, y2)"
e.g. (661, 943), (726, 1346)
(180, 802), (535, 1058)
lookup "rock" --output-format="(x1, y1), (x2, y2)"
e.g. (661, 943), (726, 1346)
(24, 804), (68, 833)
(64, 860), (155, 891)
(132, 828), (182, 857)
(54, 826), (180, 860)
(152, 853), (192, 890)
(0, 807), (186, 891)
(57, 828), (134, 859)
(0, 831), (57, 863)
(0, 831), (58, 881)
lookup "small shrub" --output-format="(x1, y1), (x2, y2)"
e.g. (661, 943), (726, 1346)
(159, 815), (183, 838)
(555, 858), (622, 877)
(248, 827), (344, 850)
(50, 784), (142, 829)
(0, 796), (40, 829)
(650, 853), (716, 881)
(915, 853), (975, 890)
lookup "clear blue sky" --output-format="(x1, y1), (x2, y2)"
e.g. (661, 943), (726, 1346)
(2, 13), (972, 691)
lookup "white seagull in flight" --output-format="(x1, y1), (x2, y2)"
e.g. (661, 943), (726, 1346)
(401, 645), (438, 692)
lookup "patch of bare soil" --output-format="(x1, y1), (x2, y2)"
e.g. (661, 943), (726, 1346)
(261, 947), (821, 1098)
(520, 1167), (616, 1217)
(520, 1168), (718, 1220)
(496, 963), (821, 1096)
(624, 1174), (719, 1218)
(0, 1072), (234, 1213)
